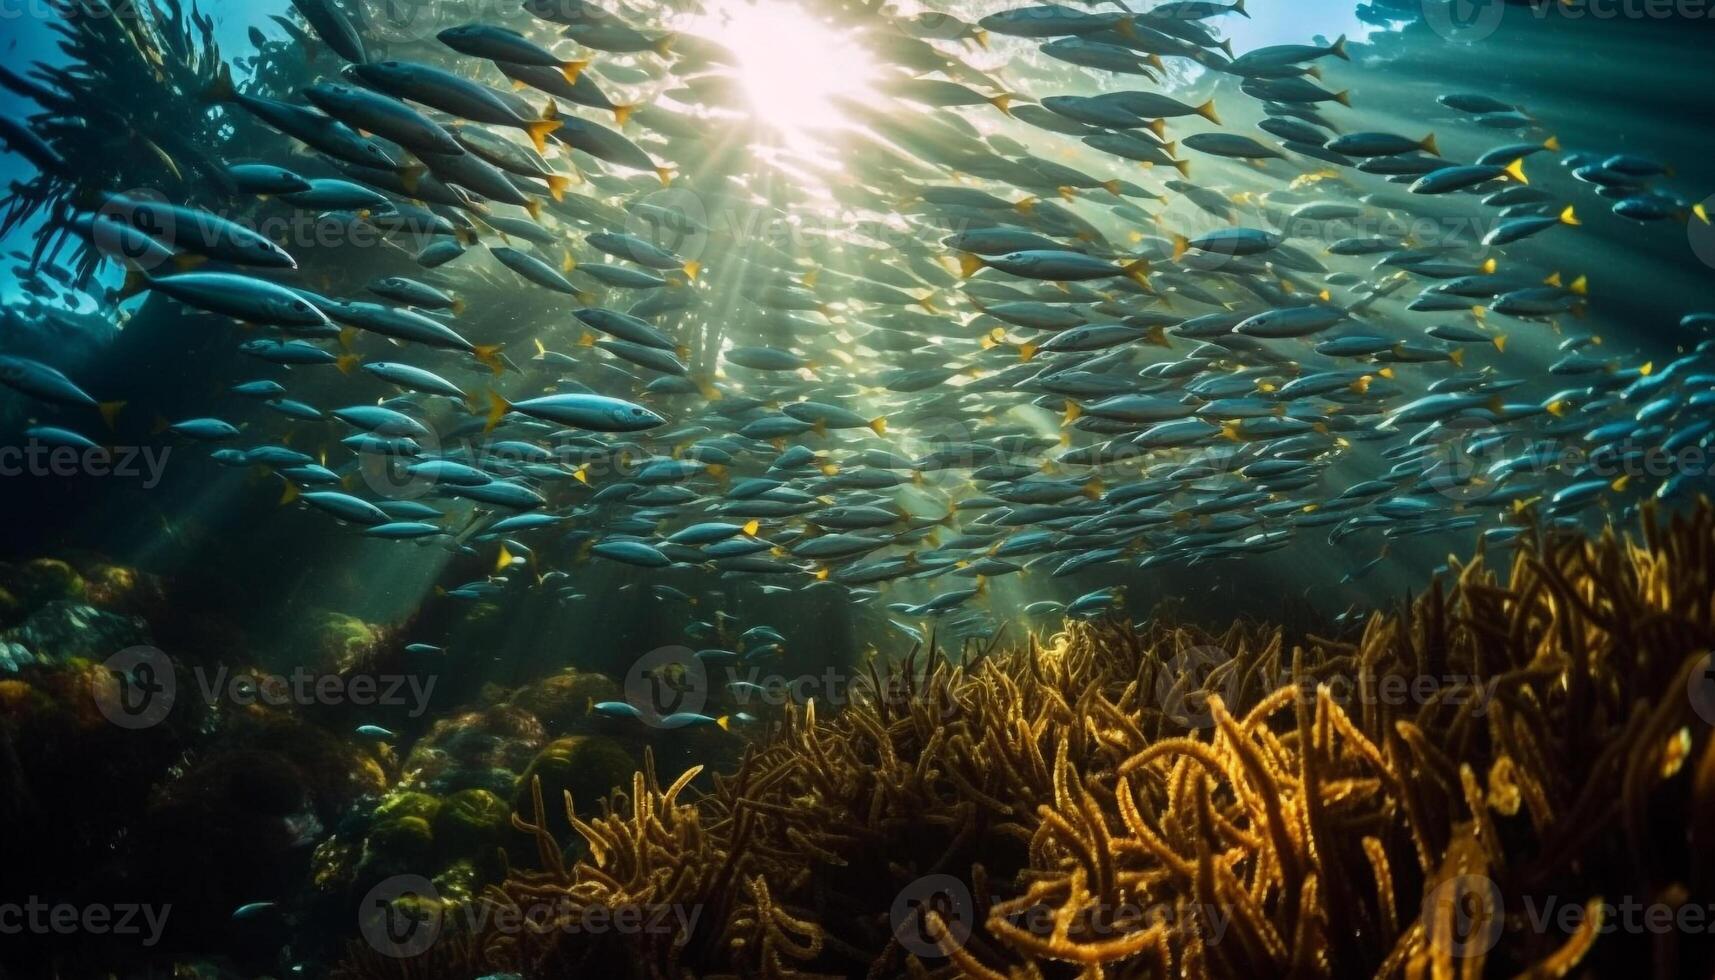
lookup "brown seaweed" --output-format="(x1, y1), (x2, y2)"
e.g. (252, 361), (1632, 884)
(346, 501), (1715, 979)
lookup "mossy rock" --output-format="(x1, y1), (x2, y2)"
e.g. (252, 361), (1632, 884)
(363, 814), (435, 869)
(13, 559), (85, 609)
(511, 670), (621, 734)
(433, 788), (510, 861)
(0, 587), (23, 626)
(81, 562), (142, 608)
(514, 736), (638, 838)
(305, 611), (384, 674)
(374, 790), (442, 825)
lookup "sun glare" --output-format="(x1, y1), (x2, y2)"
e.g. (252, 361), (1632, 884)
(688, 0), (871, 140)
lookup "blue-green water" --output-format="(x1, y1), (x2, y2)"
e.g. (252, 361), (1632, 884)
(1, 0), (1713, 973)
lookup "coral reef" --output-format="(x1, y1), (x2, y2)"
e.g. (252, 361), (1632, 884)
(396, 502), (1715, 979)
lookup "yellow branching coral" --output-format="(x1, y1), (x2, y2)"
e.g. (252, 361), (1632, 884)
(348, 502), (1715, 979)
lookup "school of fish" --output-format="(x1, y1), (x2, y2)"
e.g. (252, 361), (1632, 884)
(4, 0), (1714, 649)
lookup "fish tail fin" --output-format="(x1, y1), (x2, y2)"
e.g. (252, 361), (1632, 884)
(545, 174), (571, 202)
(1173, 158), (1192, 178)
(1171, 234), (1190, 261)
(484, 390), (511, 432)
(1493, 334), (1507, 353)
(1063, 401), (1082, 425)
(1013, 195), (1037, 215)
(869, 416), (888, 436)
(653, 33), (676, 58)
(562, 59), (589, 83)
(1481, 257), (1498, 274)
(117, 269), (149, 301)
(572, 464), (589, 485)
(1560, 205), (1580, 226)
(743, 519), (760, 536)
(1019, 342), (1038, 362)
(1543, 134), (1561, 151)
(1102, 179), (1123, 197)
(957, 252), (986, 278)
(655, 166), (674, 186)
(1504, 158), (1528, 184)
(1082, 476), (1104, 500)
(97, 401), (126, 429)
(1115, 16), (1137, 38)
(450, 295), (467, 316)
(1196, 99), (1221, 124)
(987, 93), (1013, 115)
(1695, 202), (1710, 225)
(614, 103), (637, 126)
(279, 482), (299, 505)
(1448, 347), (1465, 367)
(683, 259), (701, 280)
(1420, 132), (1439, 156)
(396, 163), (427, 196)
(1122, 258), (1152, 288)
(1570, 274), (1588, 296)
(972, 28), (989, 49)
(525, 118), (561, 154)
(1234, 0), (1249, 16)
(473, 344), (506, 375)
(1333, 89), (1351, 107)
(202, 63), (235, 103)
(335, 353), (362, 375)
(524, 198), (543, 221)
(1329, 33), (1348, 59)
